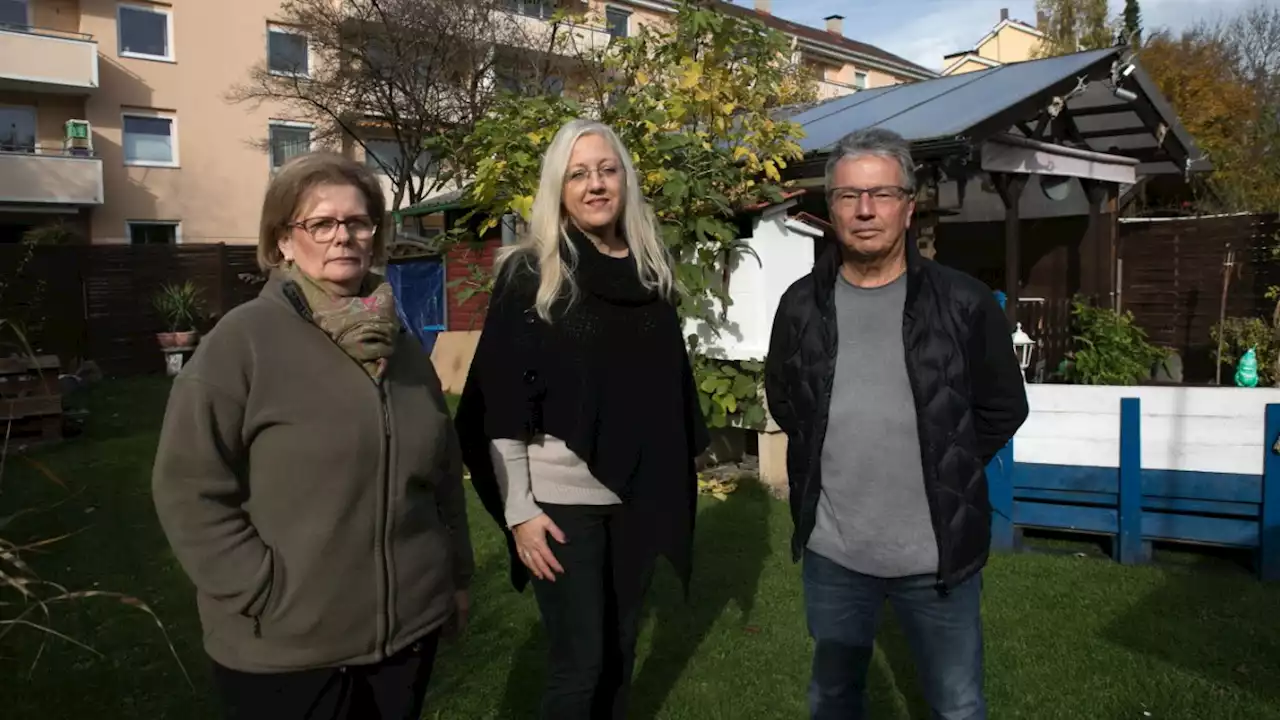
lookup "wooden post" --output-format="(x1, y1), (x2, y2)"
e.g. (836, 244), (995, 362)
(1216, 244), (1237, 386)
(988, 441), (1017, 551)
(1261, 403), (1280, 582)
(992, 173), (1028, 325)
(1116, 397), (1148, 564)
(1080, 179), (1110, 302)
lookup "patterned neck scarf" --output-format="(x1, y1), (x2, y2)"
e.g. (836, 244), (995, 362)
(282, 264), (400, 382)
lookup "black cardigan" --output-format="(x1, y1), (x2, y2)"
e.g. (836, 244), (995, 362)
(455, 230), (710, 595)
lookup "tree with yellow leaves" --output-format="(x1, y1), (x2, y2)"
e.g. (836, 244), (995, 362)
(1140, 23), (1280, 212)
(444, 0), (815, 428)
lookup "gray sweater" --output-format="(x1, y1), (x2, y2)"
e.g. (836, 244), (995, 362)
(490, 435), (621, 526)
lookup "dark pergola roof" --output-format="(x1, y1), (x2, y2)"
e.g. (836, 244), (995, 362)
(781, 47), (1208, 179)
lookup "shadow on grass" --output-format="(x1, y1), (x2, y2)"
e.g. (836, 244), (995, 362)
(628, 481), (772, 719)
(491, 481), (774, 719)
(1103, 557), (1280, 706)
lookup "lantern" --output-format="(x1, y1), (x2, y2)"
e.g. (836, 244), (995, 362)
(1011, 322), (1035, 381)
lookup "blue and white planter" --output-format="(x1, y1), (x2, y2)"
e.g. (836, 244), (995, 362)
(986, 385), (1280, 581)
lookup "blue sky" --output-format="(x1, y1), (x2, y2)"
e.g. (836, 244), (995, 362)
(726, 0), (1268, 70)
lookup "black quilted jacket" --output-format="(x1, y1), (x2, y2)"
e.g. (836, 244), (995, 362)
(764, 241), (1029, 593)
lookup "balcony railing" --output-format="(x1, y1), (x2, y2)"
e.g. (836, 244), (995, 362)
(0, 24), (98, 91)
(816, 80), (859, 101)
(0, 145), (103, 206)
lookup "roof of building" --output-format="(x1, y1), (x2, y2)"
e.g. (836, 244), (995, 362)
(942, 17), (1045, 64)
(714, 2), (937, 80)
(776, 47), (1208, 176)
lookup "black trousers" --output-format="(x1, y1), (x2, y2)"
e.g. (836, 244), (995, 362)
(531, 503), (653, 720)
(211, 630), (440, 720)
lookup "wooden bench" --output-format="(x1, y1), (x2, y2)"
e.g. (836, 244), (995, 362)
(0, 354), (63, 444)
(987, 397), (1280, 582)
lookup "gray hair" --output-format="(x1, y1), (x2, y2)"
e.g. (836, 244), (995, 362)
(824, 127), (917, 193)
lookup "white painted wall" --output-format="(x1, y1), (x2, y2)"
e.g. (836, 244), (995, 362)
(1015, 385), (1280, 476)
(685, 203), (819, 361)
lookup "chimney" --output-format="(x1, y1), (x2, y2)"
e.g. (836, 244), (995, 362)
(825, 14), (844, 36)
(754, 0), (770, 14)
(1000, 8), (1009, 22)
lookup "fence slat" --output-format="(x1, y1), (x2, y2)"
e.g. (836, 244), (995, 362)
(0, 243), (263, 376)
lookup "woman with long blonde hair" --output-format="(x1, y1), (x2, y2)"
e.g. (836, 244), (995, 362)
(457, 119), (708, 719)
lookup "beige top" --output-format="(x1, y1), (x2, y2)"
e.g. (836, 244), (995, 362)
(490, 434), (622, 527)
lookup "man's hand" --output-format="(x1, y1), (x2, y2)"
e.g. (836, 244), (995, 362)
(513, 513), (567, 582)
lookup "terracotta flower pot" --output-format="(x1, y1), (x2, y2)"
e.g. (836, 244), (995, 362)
(157, 331), (199, 350)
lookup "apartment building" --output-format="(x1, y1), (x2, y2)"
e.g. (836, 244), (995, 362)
(0, 0), (932, 247)
(940, 7), (1045, 76)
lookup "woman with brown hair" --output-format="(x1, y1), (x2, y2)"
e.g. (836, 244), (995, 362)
(151, 151), (473, 720)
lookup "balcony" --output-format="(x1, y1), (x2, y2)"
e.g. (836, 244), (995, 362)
(0, 146), (103, 206)
(498, 8), (613, 57)
(0, 25), (98, 93)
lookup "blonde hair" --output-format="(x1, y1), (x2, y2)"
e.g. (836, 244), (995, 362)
(257, 151), (388, 272)
(495, 119), (675, 322)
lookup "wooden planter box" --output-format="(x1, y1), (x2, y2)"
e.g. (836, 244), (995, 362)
(988, 385), (1280, 581)
(0, 354), (63, 444)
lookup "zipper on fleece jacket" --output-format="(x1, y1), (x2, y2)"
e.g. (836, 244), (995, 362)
(377, 383), (393, 659)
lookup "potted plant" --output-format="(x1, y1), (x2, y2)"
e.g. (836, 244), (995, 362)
(153, 281), (205, 351)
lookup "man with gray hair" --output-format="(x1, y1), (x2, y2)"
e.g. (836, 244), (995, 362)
(765, 127), (1028, 719)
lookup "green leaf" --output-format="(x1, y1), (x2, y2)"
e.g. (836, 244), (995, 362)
(731, 374), (756, 398)
(743, 403), (766, 429)
(700, 377), (721, 394)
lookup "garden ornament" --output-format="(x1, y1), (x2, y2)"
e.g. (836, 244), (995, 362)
(1236, 347), (1259, 388)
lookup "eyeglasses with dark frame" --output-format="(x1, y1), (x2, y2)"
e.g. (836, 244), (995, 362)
(286, 215), (378, 244)
(828, 186), (913, 208)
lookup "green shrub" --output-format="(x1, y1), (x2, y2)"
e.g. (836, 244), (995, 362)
(1058, 298), (1169, 385)
(1211, 316), (1277, 386)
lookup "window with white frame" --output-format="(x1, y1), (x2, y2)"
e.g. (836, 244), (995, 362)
(0, 0), (30, 29)
(128, 220), (179, 245)
(122, 111), (177, 166)
(502, 0), (555, 20)
(269, 122), (312, 170)
(268, 24), (308, 76)
(854, 71), (868, 90)
(118, 3), (173, 61)
(605, 6), (630, 38)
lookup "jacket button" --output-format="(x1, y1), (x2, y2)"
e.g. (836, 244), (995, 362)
(524, 310), (536, 324)
(523, 369), (538, 384)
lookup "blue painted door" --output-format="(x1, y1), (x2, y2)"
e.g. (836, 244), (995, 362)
(386, 258), (446, 355)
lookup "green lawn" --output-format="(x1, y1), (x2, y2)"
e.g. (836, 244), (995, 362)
(3, 377), (1280, 719)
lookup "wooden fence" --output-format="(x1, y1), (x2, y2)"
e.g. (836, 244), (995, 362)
(1119, 213), (1280, 383)
(0, 244), (261, 376)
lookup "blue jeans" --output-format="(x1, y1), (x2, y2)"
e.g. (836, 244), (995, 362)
(802, 550), (986, 720)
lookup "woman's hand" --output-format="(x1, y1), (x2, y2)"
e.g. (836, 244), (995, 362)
(445, 589), (470, 639)
(513, 513), (567, 582)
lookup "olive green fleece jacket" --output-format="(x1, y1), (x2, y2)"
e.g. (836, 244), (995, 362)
(151, 275), (475, 674)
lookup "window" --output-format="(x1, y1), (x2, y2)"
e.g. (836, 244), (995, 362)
(268, 25), (308, 76)
(502, 0), (554, 20)
(269, 122), (312, 170)
(605, 7), (630, 38)
(128, 220), (179, 245)
(0, 105), (36, 153)
(0, 0), (29, 30)
(122, 112), (177, 166)
(118, 4), (172, 61)
(854, 71), (868, 90)
(363, 139), (433, 177)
